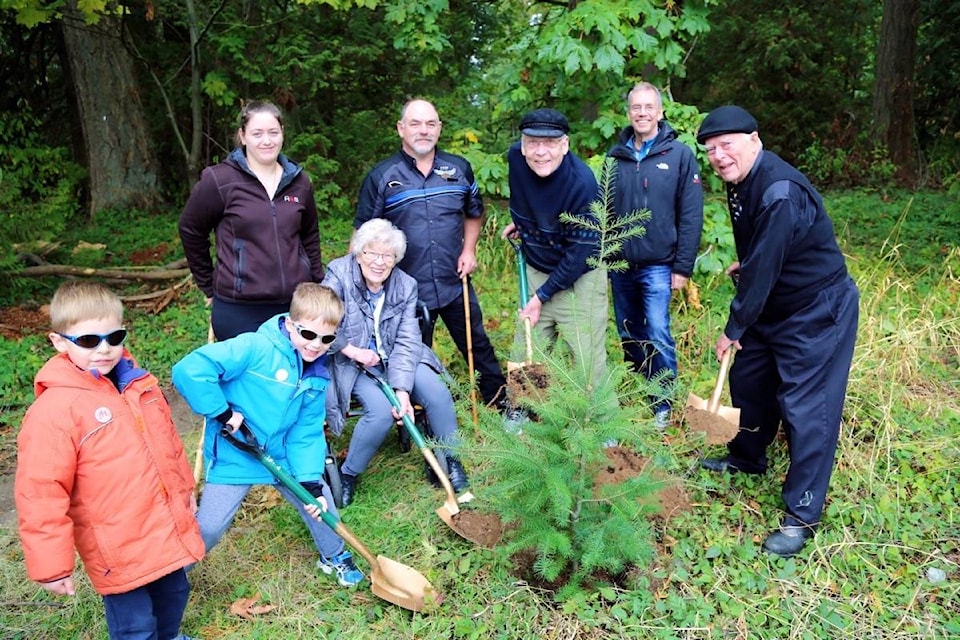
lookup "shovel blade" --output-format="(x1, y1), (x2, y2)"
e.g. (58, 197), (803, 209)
(370, 555), (440, 612)
(685, 391), (709, 412)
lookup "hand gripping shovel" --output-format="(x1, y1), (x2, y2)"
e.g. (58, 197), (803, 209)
(359, 367), (488, 545)
(219, 422), (438, 612)
(684, 348), (741, 444)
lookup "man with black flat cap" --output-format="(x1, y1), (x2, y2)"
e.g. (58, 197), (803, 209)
(696, 105), (859, 558)
(501, 108), (608, 387)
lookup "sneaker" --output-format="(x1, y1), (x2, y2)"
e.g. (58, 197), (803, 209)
(317, 550), (365, 587)
(654, 408), (670, 431)
(502, 407), (528, 435)
(602, 439), (619, 449)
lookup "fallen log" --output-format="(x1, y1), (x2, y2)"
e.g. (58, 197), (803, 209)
(16, 263), (190, 281)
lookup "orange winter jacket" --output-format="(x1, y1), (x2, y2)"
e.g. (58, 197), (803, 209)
(15, 352), (205, 595)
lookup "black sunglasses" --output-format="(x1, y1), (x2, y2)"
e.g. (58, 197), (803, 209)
(58, 328), (128, 349)
(292, 322), (336, 344)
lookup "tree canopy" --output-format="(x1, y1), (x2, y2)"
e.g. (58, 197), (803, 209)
(0, 0), (955, 234)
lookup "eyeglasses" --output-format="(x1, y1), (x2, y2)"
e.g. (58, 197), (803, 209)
(521, 136), (564, 150)
(292, 322), (336, 344)
(704, 139), (737, 157)
(628, 104), (660, 114)
(58, 329), (128, 349)
(361, 250), (396, 265)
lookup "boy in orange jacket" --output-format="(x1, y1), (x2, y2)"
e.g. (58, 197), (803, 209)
(15, 281), (205, 640)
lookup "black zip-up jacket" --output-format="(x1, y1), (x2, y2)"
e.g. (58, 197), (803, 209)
(179, 148), (324, 304)
(607, 122), (704, 276)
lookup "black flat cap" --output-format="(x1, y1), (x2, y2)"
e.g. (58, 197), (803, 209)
(520, 108), (570, 138)
(696, 105), (758, 144)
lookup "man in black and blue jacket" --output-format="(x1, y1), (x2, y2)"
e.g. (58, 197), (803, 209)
(356, 99), (507, 411)
(607, 83), (704, 430)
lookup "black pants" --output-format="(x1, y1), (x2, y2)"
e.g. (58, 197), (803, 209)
(725, 277), (859, 529)
(425, 281), (507, 408)
(211, 297), (290, 341)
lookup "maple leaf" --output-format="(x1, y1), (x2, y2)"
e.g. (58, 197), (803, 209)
(228, 593), (277, 620)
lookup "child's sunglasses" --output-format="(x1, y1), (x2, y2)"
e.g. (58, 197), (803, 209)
(292, 322), (336, 344)
(57, 328), (128, 349)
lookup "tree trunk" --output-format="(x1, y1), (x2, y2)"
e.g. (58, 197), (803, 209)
(872, 0), (919, 185)
(60, 6), (164, 216)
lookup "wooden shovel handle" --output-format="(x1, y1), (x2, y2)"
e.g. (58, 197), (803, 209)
(523, 316), (533, 366)
(462, 277), (478, 425)
(708, 348), (734, 412)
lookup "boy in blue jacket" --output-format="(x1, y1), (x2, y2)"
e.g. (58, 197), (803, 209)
(172, 282), (363, 587)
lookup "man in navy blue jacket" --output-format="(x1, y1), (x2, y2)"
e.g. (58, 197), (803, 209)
(697, 105), (859, 558)
(501, 108), (607, 388)
(607, 83), (704, 430)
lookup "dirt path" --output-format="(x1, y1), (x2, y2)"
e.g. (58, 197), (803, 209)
(0, 386), (200, 530)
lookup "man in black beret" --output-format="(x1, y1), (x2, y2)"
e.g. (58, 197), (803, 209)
(501, 108), (608, 399)
(696, 105), (860, 558)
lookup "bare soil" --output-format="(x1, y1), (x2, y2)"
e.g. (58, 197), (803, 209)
(683, 405), (739, 444)
(450, 509), (504, 548)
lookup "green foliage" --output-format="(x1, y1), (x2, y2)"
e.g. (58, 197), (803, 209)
(476, 355), (659, 595)
(561, 158), (649, 273)
(0, 107), (85, 273)
(678, 1), (879, 178)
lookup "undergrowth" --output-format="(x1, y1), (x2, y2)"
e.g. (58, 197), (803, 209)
(0, 189), (957, 639)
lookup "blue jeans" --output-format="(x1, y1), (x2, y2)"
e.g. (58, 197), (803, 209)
(609, 264), (677, 409)
(102, 568), (190, 640)
(196, 482), (345, 560)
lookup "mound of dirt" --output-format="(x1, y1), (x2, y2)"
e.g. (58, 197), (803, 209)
(683, 406), (739, 444)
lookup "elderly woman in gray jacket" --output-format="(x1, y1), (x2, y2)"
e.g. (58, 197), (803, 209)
(322, 218), (468, 507)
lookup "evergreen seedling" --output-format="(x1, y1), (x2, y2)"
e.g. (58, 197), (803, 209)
(476, 158), (660, 596)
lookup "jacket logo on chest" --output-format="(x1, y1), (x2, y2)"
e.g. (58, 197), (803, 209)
(656, 162), (670, 171)
(283, 195), (300, 203)
(94, 406), (112, 423)
(433, 166), (458, 180)
(275, 368), (289, 382)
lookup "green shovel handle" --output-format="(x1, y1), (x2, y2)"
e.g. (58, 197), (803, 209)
(358, 366), (428, 450)
(219, 423), (341, 531)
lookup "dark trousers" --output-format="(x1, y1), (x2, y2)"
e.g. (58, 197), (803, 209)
(425, 281), (507, 408)
(211, 297), (290, 340)
(726, 277), (859, 529)
(102, 568), (190, 640)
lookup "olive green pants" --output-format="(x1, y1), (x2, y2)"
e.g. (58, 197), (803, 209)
(512, 266), (609, 387)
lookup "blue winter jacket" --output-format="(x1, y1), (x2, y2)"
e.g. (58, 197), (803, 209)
(172, 315), (329, 484)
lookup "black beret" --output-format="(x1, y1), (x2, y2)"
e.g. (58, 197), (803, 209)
(520, 108), (570, 138)
(696, 105), (758, 144)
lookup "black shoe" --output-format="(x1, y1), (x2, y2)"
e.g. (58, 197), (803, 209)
(762, 526), (812, 558)
(446, 456), (470, 492)
(340, 473), (358, 507)
(699, 456), (764, 475)
(397, 422), (412, 454)
(424, 459), (441, 488)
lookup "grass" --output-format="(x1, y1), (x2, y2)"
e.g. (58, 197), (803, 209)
(1, 188), (959, 638)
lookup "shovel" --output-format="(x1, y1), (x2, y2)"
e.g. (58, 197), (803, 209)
(506, 237), (535, 369)
(684, 348), (741, 445)
(219, 422), (438, 612)
(359, 367), (488, 544)
(462, 275), (479, 426)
